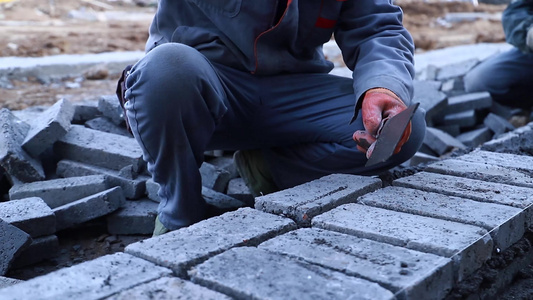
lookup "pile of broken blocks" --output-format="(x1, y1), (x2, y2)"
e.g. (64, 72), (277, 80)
(0, 48), (529, 278)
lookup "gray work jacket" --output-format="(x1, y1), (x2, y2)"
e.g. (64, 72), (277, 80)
(146, 0), (415, 107)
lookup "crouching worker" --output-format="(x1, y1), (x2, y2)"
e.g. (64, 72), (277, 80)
(120, 0), (426, 236)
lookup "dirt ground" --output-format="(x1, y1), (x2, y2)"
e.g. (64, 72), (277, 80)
(0, 0), (508, 110)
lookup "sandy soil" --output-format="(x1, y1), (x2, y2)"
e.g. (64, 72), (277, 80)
(0, 0), (507, 110)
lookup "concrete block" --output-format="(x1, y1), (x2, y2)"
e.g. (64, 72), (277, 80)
(98, 95), (124, 126)
(202, 186), (247, 211)
(436, 58), (479, 81)
(425, 159), (533, 189)
(359, 186), (524, 252)
(56, 160), (148, 199)
(53, 187), (125, 231)
(440, 78), (465, 95)
(207, 155), (239, 179)
(456, 127), (493, 148)
(312, 204), (493, 282)
(483, 113), (515, 135)
(85, 117), (130, 136)
(226, 177), (254, 206)
(144, 178), (245, 210)
(394, 171), (533, 209)
(0, 197), (55, 237)
(0, 252), (172, 300)
(423, 127), (465, 156)
(72, 100), (100, 124)
(106, 199), (157, 235)
(9, 175), (108, 209)
(259, 228), (453, 300)
(125, 207), (296, 277)
(412, 80), (448, 125)
(445, 92), (492, 113)
(11, 106), (46, 125)
(0, 277), (22, 289)
(145, 178), (159, 202)
(460, 149), (533, 171)
(0, 108), (45, 183)
(189, 247), (395, 300)
(105, 277), (232, 300)
(200, 162), (231, 192)
(481, 123), (533, 153)
(21, 99), (74, 157)
(435, 124), (461, 137)
(490, 101), (524, 120)
(409, 151), (440, 166)
(443, 110), (477, 128)
(255, 174), (382, 226)
(0, 219), (31, 276)
(11, 235), (59, 268)
(54, 125), (144, 171)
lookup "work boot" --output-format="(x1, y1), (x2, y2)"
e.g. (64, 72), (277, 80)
(233, 149), (279, 197)
(152, 215), (170, 237)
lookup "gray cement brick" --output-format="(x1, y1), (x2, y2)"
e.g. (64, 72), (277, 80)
(21, 99), (74, 157)
(85, 117), (130, 136)
(445, 92), (492, 113)
(394, 171), (533, 209)
(359, 186), (524, 252)
(54, 125), (144, 171)
(443, 110), (477, 128)
(125, 207), (296, 277)
(207, 155), (239, 179)
(72, 100), (100, 124)
(226, 177), (254, 206)
(460, 149), (533, 172)
(0, 197), (55, 237)
(145, 178), (159, 202)
(409, 151), (440, 166)
(490, 101), (524, 120)
(53, 186), (125, 231)
(202, 186), (247, 211)
(435, 124), (461, 137)
(426, 159), (533, 189)
(0, 252), (172, 300)
(98, 95), (124, 126)
(9, 175), (108, 209)
(436, 58), (479, 81)
(423, 127), (465, 156)
(104, 277), (232, 300)
(189, 247), (395, 300)
(200, 162), (231, 192)
(255, 174), (382, 226)
(56, 160), (147, 199)
(0, 109), (45, 183)
(0, 219), (31, 276)
(312, 203), (493, 282)
(456, 127), (493, 148)
(0, 277), (22, 289)
(481, 123), (533, 153)
(484, 113), (515, 135)
(440, 78), (465, 95)
(11, 235), (59, 268)
(412, 80), (448, 125)
(11, 106), (46, 125)
(106, 199), (157, 235)
(259, 228), (453, 300)
(145, 178), (246, 210)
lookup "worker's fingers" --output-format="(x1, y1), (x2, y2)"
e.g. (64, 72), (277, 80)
(353, 130), (376, 154)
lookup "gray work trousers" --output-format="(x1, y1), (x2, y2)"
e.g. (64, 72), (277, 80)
(464, 48), (533, 109)
(125, 43), (426, 230)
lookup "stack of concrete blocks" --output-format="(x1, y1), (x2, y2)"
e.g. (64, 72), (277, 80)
(411, 51), (521, 166)
(0, 95), (251, 274)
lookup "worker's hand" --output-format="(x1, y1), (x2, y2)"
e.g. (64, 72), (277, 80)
(353, 88), (412, 159)
(526, 26), (533, 51)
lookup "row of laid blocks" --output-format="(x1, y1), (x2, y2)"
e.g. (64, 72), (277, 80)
(2, 139), (533, 300)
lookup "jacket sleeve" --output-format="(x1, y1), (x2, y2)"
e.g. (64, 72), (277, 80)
(502, 0), (533, 53)
(334, 0), (415, 111)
